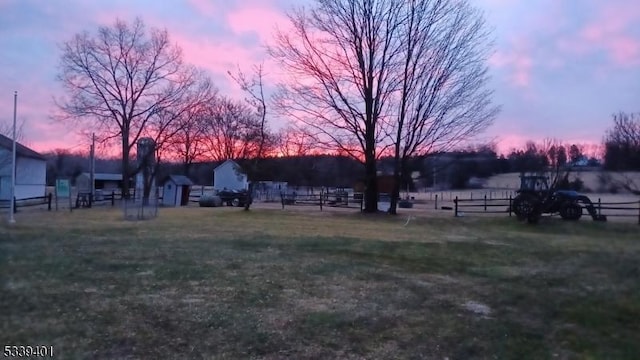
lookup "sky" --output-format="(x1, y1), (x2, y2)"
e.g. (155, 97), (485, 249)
(0, 0), (639, 156)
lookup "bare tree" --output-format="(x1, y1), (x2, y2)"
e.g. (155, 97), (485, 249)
(270, 0), (405, 213)
(140, 74), (215, 197)
(201, 97), (263, 161)
(170, 100), (213, 176)
(388, 0), (498, 213)
(229, 64), (278, 210)
(277, 126), (315, 157)
(603, 112), (640, 193)
(55, 18), (200, 198)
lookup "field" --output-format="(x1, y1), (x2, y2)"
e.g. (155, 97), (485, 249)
(2, 207), (639, 359)
(484, 171), (640, 193)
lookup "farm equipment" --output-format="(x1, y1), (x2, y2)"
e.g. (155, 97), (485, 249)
(217, 189), (249, 207)
(512, 175), (607, 223)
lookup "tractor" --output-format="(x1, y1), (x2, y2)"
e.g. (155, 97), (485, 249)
(511, 175), (607, 223)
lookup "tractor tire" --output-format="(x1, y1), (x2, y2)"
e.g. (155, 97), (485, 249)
(560, 202), (582, 221)
(513, 194), (537, 221)
(231, 197), (241, 207)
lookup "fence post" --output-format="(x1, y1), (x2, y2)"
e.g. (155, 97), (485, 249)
(48, 193), (52, 211)
(319, 189), (323, 211)
(638, 200), (640, 225)
(484, 194), (487, 212)
(470, 192), (473, 200)
(111, 191), (115, 206)
(13, 197), (17, 214)
(281, 193), (285, 210)
(598, 198), (601, 217)
(435, 194), (438, 210)
(454, 196), (458, 217)
(508, 195), (512, 217)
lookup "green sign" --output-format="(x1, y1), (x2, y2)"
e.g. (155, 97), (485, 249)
(56, 179), (70, 198)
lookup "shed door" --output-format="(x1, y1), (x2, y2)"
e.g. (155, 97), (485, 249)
(180, 186), (190, 206)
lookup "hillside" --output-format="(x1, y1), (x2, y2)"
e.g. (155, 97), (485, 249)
(484, 171), (640, 193)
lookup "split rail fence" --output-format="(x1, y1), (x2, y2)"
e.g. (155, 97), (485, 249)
(449, 195), (640, 224)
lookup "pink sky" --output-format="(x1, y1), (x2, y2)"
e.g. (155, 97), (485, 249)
(1, 0), (639, 156)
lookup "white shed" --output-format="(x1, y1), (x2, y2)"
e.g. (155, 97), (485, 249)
(213, 160), (248, 191)
(161, 175), (194, 207)
(0, 134), (47, 201)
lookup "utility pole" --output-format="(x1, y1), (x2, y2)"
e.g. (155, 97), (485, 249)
(89, 133), (95, 207)
(9, 91), (17, 224)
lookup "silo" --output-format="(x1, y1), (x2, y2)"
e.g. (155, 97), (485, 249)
(136, 137), (156, 201)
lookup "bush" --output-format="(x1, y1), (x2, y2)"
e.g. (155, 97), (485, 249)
(398, 200), (413, 208)
(199, 195), (222, 207)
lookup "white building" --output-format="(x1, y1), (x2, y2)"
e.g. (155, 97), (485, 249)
(213, 160), (248, 191)
(161, 175), (193, 207)
(0, 134), (47, 200)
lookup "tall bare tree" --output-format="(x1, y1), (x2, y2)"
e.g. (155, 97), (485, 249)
(55, 18), (200, 197)
(170, 98), (214, 176)
(228, 64), (272, 210)
(270, 0), (404, 213)
(140, 74), (215, 191)
(201, 97), (263, 161)
(604, 112), (640, 193)
(386, 0), (497, 213)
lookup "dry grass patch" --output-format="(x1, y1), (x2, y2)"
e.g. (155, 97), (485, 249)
(1, 207), (639, 358)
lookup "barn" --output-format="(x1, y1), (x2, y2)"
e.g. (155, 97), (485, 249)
(0, 134), (47, 200)
(161, 175), (194, 207)
(75, 172), (127, 192)
(213, 160), (248, 191)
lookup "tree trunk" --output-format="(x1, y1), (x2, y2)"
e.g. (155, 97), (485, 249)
(388, 155), (402, 215)
(363, 149), (378, 213)
(121, 137), (130, 199)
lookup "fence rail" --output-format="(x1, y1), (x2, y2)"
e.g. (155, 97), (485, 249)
(450, 195), (640, 224)
(0, 195), (51, 212)
(280, 191), (364, 211)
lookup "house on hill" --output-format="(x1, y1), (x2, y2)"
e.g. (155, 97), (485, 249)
(213, 160), (248, 191)
(0, 134), (47, 200)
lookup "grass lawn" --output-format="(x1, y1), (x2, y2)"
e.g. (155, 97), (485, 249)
(1, 207), (639, 359)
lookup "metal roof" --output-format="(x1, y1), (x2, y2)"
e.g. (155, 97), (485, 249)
(165, 175), (194, 186)
(0, 134), (45, 160)
(79, 172), (123, 181)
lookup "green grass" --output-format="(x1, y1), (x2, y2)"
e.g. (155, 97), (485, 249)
(1, 207), (639, 359)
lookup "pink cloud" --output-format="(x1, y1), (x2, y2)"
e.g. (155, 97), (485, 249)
(226, 4), (291, 44)
(186, 0), (217, 18)
(490, 49), (534, 88)
(566, 2), (640, 66)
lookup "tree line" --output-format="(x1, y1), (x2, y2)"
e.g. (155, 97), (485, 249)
(53, 0), (498, 214)
(51, 1), (639, 213)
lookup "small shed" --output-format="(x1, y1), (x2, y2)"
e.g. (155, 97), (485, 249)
(75, 172), (129, 192)
(213, 160), (248, 191)
(162, 175), (194, 207)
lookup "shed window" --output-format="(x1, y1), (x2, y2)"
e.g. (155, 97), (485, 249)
(168, 184), (172, 190)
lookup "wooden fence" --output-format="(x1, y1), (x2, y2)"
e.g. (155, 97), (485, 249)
(0, 195), (52, 212)
(451, 195), (640, 224)
(280, 190), (364, 211)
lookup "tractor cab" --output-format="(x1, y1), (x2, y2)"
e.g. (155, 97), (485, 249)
(519, 175), (550, 192)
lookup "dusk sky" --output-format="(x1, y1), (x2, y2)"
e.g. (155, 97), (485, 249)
(1, 0), (639, 155)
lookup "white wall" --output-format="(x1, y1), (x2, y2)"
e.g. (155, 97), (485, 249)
(0, 153), (46, 200)
(162, 182), (177, 206)
(213, 161), (248, 191)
